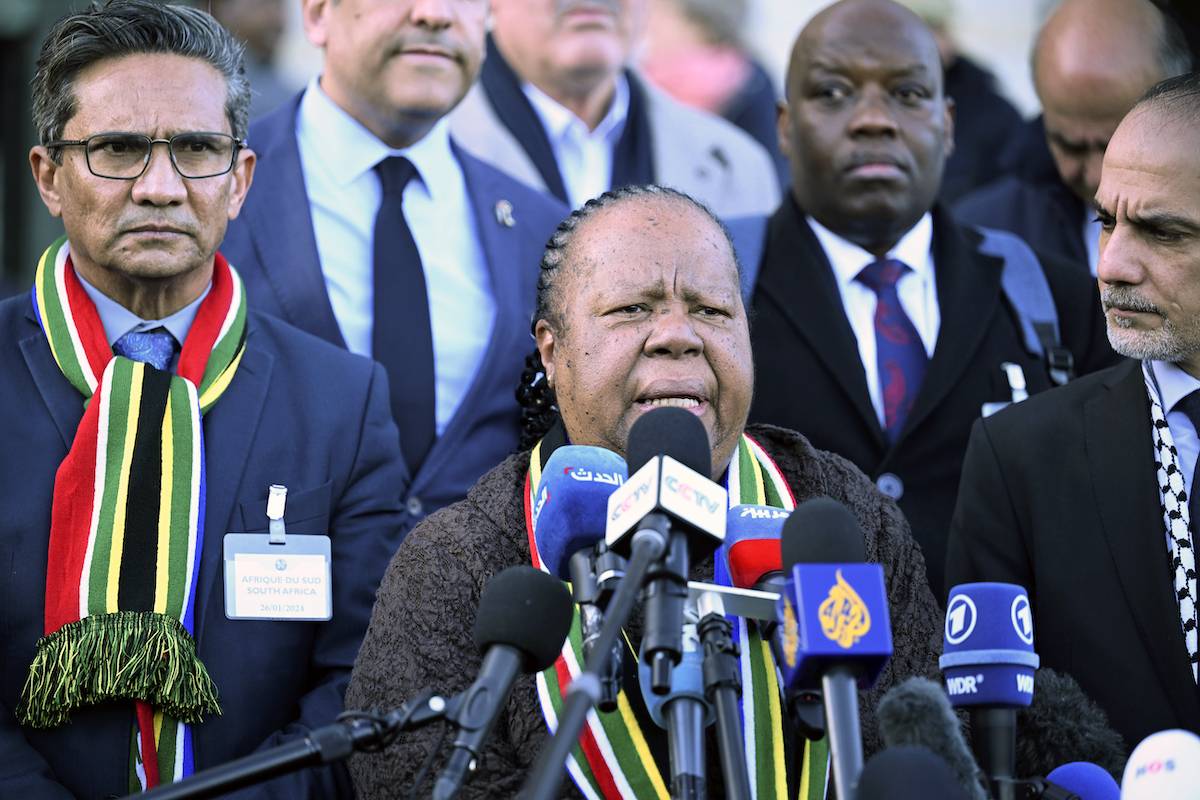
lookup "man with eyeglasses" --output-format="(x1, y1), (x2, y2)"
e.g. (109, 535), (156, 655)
(2, 2), (407, 797)
(222, 0), (566, 538)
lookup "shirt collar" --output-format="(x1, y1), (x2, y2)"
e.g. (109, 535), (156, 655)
(1151, 359), (1200, 415)
(522, 74), (630, 145)
(75, 269), (210, 348)
(297, 76), (459, 201)
(808, 213), (934, 288)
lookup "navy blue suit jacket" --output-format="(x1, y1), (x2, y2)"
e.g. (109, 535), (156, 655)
(222, 94), (566, 534)
(0, 297), (407, 798)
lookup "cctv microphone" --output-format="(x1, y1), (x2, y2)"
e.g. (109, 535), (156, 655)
(856, 746), (970, 800)
(940, 582), (1040, 800)
(1120, 728), (1200, 800)
(606, 407), (727, 694)
(433, 566), (574, 800)
(776, 498), (892, 800)
(876, 677), (988, 800)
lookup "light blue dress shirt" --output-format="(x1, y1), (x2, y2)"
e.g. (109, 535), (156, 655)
(1152, 359), (1200, 498)
(295, 78), (495, 436)
(76, 270), (208, 369)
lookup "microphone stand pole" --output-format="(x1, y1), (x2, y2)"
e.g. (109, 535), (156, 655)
(520, 515), (671, 800)
(696, 596), (751, 800)
(135, 689), (458, 800)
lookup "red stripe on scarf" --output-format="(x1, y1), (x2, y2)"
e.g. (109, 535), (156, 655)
(555, 658), (621, 799)
(62, 259), (113, 381)
(43, 400), (101, 634)
(136, 700), (161, 788)
(178, 253), (233, 385)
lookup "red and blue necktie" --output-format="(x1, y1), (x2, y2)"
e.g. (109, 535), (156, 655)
(856, 259), (928, 442)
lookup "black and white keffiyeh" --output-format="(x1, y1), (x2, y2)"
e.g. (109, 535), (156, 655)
(1143, 362), (1200, 681)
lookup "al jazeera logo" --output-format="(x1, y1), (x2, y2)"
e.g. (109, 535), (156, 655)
(781, 595), (800, 668)
(819, 569), (871, 648)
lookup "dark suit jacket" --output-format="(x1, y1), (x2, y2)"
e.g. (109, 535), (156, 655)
(222, 93), (566, 537)
(946, 359), (1200, 748)
(0, 297), (407, 798)
(953, 115), (1091, 275)
(747, 198), (1116, 598)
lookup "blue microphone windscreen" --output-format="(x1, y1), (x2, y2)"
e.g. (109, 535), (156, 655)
(534, 445), (627, 579)
(940, 582), (1039, 708)
(626, 407), (711, 477)
(781, 497), (865, 569)
(1047, 762), (1119, 800)
(474, 566), (574, 672)
(858, 746), (969, 800)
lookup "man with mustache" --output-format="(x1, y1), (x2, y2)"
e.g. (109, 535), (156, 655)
(947, 72), (1200, 749)
(744, 0), (1116, 600)
(222, 0), (565, 537)
(955, 0), (1192, 276)
(447, 0), (779, 215)
(3, 2), (407, 796)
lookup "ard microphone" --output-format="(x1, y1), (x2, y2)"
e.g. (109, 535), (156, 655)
(777, 498), (892, 800)
(605, 408), (727, 693)
(940, 582), (1039, 800)
(1120, 729), (1200, 800)
(876, 677), (988, 800)
(532, 445), (627, 579)
(433, 566), (573, 800)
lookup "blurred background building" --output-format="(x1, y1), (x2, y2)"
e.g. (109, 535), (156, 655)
(2, 0), (1195, 293)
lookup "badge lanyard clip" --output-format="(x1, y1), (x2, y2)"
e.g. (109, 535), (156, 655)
(267, 484), (287, 545)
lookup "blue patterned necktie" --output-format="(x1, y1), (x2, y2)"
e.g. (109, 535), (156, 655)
(113, 326), (178, 372)
(856, 259), (928, 442)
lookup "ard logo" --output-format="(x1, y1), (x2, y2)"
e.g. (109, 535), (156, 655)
(818, 570), (872, 649)
(781, 597), (799, 668)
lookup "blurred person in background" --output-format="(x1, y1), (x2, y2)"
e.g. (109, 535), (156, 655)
(210, 0), (298, 119)
(902, 0), (1025, 205)
(955, 0), (1191, 276)
(638, 0), (789, 189)
(449, 0), (779, 214)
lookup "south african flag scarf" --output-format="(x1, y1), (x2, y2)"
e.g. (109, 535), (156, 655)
(524, 432), (830, 799)
(18, 237), (247, 791)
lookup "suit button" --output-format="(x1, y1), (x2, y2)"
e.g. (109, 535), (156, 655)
(406, 496), (424, 517)
(876, 473), (904, 501)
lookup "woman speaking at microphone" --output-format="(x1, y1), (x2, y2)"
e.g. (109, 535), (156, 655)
(346, 185), (943, 800)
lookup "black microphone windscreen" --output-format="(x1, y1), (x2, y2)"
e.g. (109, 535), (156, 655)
(858, 746), (970, 800)
(781, 497), (866, 569)
(473, 565), (574, 672)
(877, 677), (988, 800)
(625, 407), (711, 477)
(1015, 668), (1127, 781)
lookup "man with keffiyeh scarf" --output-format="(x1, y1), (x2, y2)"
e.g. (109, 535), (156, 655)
(0, 2), (407, 797)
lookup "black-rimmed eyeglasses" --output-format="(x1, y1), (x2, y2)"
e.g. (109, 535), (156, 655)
(46, 131), (246, 180)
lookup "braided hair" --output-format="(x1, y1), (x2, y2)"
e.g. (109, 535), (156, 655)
(515, 184), (739, 449)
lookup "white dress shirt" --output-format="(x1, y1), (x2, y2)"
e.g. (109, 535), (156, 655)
(809, 214), (940, 427)
(296, 78), (495, 436)
(523, 76), (629, 210)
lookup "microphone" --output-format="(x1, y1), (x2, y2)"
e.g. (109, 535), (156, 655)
(856, 746), (970, 800)
(605, 407), (727, 693)
(875, 677), (988, 800)
(433, 566), (574, 800)
(1120, 729), (1200, 800)
(723, 503), (789, 593)
(776, 498), (893, 800)
(1013, 668), (1126, 781)
(532, 445), (627, 579)
(1045, 762), (1118, 800)
(638, 632), (714, 799)
(940, 582), (1040, 800)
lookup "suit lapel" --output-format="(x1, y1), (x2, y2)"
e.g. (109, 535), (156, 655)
(19, 307), (83, 449)
(1086, 360), (1200, 722)
(757, 201), (884, 446)
(239, 96), (345, 347)
(193, 338), (274, 636)
(899, 214), (1003, 441)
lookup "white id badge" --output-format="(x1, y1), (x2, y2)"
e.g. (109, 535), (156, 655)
(223, 533), (333, 621)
